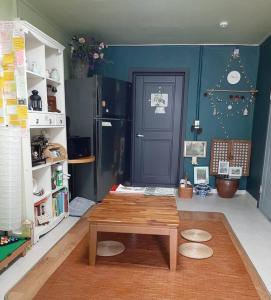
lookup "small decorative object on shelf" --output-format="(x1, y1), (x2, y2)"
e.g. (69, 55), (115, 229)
(28, 61), (41, 74)
(29, 90), (42, 111)
(37, 213), (50, 225)
(21, 220), (33, 239)
(47, 85), (60, 113)
(44, 143), (67, 163)
(194, 184), (211, 198)
(31, 135), (48, 166)
(55, 165), (63, 187)
(49, 68), (60, 81)
(69, 36), (107, 78)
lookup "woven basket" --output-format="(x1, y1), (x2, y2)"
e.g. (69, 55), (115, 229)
(43, 143), (67, 163)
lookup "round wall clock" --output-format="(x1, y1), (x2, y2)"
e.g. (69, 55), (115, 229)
(227, 70), (241, 85)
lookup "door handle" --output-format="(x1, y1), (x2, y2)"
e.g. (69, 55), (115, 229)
(136, 134), (144, 138)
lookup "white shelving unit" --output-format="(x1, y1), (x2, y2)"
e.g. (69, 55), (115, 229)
(18, 21), (69, 243)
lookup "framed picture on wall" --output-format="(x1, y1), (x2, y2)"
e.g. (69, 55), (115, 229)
(229, 166), (242, 178)
(218, 161), (230, 175)
(194, 166), (209, 184)
(184, 141), (207, 157)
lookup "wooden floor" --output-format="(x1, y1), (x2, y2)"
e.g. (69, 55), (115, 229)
(6, 210), (270, 300)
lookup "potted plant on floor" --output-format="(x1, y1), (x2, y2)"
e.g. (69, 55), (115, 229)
(216, 164), (242, 198)
(216, 176), (239, 198)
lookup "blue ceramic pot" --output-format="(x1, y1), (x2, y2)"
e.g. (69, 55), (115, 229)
(194, 184), (211, 198)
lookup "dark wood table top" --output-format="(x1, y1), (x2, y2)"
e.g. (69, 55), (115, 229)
(88, 193), (179, 228)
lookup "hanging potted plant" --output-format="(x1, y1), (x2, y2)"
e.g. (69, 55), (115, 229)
(69, 36), (107, 79)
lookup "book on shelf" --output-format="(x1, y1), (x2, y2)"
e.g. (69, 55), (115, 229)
(52, 189), (68, 218)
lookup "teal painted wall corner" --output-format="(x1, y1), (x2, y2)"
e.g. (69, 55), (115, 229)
(247, 35), (271, 200)
(100, 45), (259, 188)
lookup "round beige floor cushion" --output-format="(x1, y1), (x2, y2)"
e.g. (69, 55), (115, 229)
(180, 229), (212, 242)
(179, 242), (213, 259)
(97, 241), (125, 256)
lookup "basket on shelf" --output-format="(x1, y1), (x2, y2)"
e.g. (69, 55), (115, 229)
(43, 143), (67, 163)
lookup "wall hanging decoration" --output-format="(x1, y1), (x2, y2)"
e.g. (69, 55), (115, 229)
(184, 141), (207, 165)
(69, 36), (107, 79)
(229, 166), (242, 178)
(149, 86), (168, 114)
(194, 166), (209, 184)
(204, 48), (258, 138)
(218, 161), (230, 175)
(210, 139), (251, 176)
(0, 22), (28, 128)
(210, 139), (251, 198)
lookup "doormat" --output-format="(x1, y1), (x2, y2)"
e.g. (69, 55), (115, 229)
(113, 184), (176, 196)
(69, 197), (96, 217)
(33, 215), (268, 300)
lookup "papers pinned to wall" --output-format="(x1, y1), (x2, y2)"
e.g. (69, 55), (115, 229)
(0, 22), (27, 128)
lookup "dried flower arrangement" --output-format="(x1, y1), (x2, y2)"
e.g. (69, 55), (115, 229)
(69, 36), (107, 78)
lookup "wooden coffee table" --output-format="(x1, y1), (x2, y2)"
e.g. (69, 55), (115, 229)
(88, 193), (180, 270)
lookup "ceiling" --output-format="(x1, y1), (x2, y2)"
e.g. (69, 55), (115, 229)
(26, 0), (271, 45)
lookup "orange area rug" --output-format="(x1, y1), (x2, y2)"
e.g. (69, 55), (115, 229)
(34, 217), (265, 299)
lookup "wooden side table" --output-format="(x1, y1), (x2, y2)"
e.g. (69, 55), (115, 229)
(68, 156), (95, 199)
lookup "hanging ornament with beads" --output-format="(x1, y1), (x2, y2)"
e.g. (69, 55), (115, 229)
(204, 47), (257, 138)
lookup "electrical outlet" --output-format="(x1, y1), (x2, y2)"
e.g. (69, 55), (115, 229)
(194, 120), (200, 129)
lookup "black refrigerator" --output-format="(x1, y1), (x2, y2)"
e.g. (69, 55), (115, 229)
(65, 76), (132, 201)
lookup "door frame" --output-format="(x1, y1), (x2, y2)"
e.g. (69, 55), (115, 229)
(129, 68), (190, 186)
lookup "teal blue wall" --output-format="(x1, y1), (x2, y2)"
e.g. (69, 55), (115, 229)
(247, 37), (271, 199)
(101, 45), (259, 189)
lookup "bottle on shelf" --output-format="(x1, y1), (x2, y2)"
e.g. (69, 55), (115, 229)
(56, 165), (63, 187)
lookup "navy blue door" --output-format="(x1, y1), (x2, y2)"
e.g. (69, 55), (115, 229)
(133, 74), (184, 186)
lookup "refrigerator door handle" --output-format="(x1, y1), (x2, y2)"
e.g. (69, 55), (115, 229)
(97, 86), (102, 116)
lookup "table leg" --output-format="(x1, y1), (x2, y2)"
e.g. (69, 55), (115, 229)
(169, 228), (178, 271)
(89, 224), (97, 265)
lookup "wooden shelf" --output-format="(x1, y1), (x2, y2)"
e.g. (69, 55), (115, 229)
(35, 212), (66, 237)
(32, 162), (51, 171)
(68, 156), (96, 164)
(46, 77), (61, 85)
(32, 160), (66, 171)
(51, 186), (65, 194)
(26, 70), (45, 80)
(33, 190), (51, 204)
